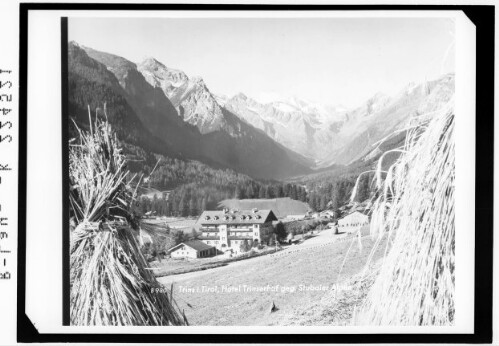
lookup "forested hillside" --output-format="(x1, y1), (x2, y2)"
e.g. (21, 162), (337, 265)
(122, 143), (308, 217)
(296, 148), (403, 212)
(76, 42), (312, 180)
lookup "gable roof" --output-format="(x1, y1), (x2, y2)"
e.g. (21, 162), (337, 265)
(169, 240), (214, 252)
(197, 209), (278, 225)
(320, 210), (335, 215)
(340, 211), (369, 220)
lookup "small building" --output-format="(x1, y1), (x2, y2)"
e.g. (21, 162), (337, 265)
(287, 214), (306, 221)
(338, 211), (369, 232)
(169, 240), (216, 259)
(320, 210), (336, 219)
(197, 208), (278, 254)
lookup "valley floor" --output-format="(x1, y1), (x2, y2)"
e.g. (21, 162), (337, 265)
(158, 227), (387, 326)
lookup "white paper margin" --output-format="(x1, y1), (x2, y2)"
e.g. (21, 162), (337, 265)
(24, 8), (477, 336)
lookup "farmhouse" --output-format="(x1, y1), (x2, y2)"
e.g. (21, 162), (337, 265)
(286, 214), (306, 221)
(197, 208), (278, 254)
(319, 210), (336, 219)
(338, 211), (369, 232)
(169, 240), (216, 259)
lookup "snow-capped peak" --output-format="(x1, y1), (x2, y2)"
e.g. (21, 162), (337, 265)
(141, 56), (165, 68)
(272, 101), (300, 113)
(138, 58), (188, 84)
(231, 92), (249, 101)
(214, 93), (228, 107)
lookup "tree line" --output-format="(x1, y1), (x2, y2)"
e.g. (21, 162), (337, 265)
(136, 180), (308, 217)
(302, 171), (375, 213)
(132, 147), (376, 217)
(131, 150), (309, 217)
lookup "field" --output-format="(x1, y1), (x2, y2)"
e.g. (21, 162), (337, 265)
(151, 259), (229, 277)
(158, 227), (387, 326)
(151, 247), (279, 277)
(142, 217), (198, 232)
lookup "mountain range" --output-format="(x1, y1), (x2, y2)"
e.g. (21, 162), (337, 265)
(223, 76), (454, 166)
(69, 42), (312, 180)
(68, 41), (454, 182)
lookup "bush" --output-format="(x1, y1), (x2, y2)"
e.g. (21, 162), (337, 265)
(239, 239), (251, 253)
(273, 221), (287, 242)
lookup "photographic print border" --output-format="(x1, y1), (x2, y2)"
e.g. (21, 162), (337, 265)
(17, 3), (493, 343)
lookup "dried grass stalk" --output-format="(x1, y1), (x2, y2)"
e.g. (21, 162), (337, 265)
(356, 102), (455, 326)
(69, 111), (187, 326)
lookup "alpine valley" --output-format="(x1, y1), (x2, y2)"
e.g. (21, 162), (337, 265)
(67, 42), (454, 214)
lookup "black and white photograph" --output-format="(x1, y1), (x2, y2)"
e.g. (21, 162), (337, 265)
(64, 13), (462, 328)
(0, 0), (494, 343)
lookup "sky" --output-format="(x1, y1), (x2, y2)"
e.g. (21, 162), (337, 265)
(69, 16), (455, 108)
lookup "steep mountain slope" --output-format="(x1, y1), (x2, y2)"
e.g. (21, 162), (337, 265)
(138, 58), (225, 134)
(68, 42), (181, 158)
(225, 94), (347, 160)
(71, 42), (311, 179)
(133, 53), (313, 176)
(199, 107), (313, 178)
(319, 74), (455, 166)
(137, 57), (330, 171)
(82, 45), (202, 159)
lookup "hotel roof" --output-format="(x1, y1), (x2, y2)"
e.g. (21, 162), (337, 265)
(197, 209), (277, 225)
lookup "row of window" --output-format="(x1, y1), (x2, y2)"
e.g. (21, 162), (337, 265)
(230, 225), (260, 229)
(202, 231), (259, 237)
(201, 224), (262, 230)
(230, 240), (255, 245)
(204, 239), (258, 246)
(339, 222), (368, 227)
(230, 232), (259, 237)
(174, 250), (211, 257)
(204, 215), (263, 221)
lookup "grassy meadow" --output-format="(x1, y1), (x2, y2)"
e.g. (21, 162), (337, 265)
(158, 231), (387, 326)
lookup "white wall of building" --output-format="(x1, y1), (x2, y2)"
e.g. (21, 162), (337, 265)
(171, 245), (198, 259)
(200, 222), (273, 254)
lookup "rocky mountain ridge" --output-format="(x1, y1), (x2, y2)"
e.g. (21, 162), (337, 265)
(71, 42), (312, 179)
(224, 75), (454, 166)
(138, 58), (226, 134)
(72, 42), (454, 178)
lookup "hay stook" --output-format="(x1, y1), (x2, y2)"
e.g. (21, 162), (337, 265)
(69, 107), (187, 326)
(352, 101), (455, 326)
